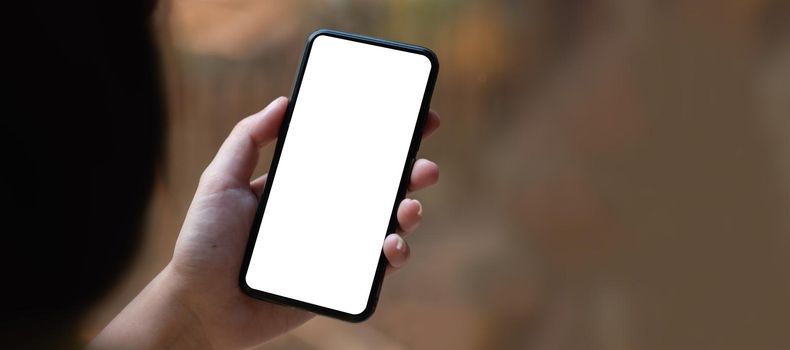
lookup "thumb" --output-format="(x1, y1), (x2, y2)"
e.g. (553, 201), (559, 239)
(199, 97), (288, 194)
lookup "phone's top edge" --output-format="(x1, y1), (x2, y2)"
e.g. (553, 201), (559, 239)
(307, 29), (439, 70)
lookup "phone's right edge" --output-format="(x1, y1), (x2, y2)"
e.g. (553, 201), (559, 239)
(346, 34), (440, 323)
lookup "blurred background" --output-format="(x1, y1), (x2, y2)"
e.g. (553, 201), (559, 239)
(80, 0), (790, 349)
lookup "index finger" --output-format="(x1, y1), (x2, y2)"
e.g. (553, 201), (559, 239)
(422, 110), (441, 139)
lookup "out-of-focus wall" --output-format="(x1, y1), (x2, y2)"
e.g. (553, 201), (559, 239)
(83, 1), (790, 349)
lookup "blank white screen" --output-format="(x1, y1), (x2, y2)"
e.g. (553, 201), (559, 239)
(245, 34), (431, 315)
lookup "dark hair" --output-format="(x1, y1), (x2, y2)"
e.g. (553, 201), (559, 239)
(1, 1), (163, 347)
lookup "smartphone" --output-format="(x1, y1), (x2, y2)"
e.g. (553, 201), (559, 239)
(239, 29), (438, 322)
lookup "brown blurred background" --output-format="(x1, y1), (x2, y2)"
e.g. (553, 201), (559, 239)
(82, 0), (790, 349)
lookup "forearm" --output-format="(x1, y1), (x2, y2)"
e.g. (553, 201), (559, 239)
(89, 265), (212, 350)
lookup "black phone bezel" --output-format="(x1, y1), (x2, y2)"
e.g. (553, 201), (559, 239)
(238, 29), (439, 322)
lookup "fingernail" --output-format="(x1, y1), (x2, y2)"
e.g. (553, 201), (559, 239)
(414, 199), (423, 216)
(396, 236), (404, 251)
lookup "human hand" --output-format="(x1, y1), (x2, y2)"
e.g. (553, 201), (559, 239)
(91, 97), (440, 349)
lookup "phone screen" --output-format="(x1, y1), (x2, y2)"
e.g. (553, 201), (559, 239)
(243, 33), (434, 316)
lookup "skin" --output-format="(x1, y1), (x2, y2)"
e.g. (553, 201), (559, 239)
(91, 97), (440, 349)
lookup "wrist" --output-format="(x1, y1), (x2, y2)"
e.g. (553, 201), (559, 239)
(90, 264), (213, 349)
(158, 263), (215, 348)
